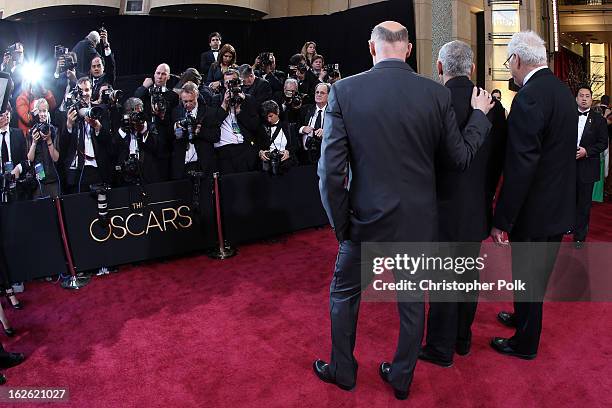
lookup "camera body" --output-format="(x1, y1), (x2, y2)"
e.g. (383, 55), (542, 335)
(78, 105), (105, 121)
(258, 52), (275, 67)
(54, 45), (76, 73)
(226, 78), (244, 108)
(150, 86), (169, 114)
(176, 114), (198, 141)
(32, 121), (50, 136)
(284, 91), (303, 110)
(121, 111), (147, 132)
(305, 135), (321, 151)
(100, 87), (124, 106)
(268, 149), (282, 176)
(324, 63), (341, 79)
(288, 63), (308, 78)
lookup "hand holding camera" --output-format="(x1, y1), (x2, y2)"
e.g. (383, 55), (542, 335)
(67, 108), (78, 129)
(99, 27), (109, 47)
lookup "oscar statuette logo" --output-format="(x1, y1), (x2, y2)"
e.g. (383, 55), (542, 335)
(89, 205), (193, 243)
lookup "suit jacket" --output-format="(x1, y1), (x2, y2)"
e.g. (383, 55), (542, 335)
(211, 93), (261, 146)
(61, 119), (113, 183)
(243, 77), (273, 109)
(318, 60), (492, 242)
(493, 68), (577, 238)
(90, 52), (117, 101)
(437, 76), (507, 242)
(577, 110), (608, 183)
(200, 50), (218, 78)
(72, 38), (99, 78)
(1, 128), (27, 169)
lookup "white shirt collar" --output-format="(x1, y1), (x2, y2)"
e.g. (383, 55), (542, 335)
(186, 104), (198, 117)
(0, 127), (9, 133)
(522, 66), (547, 86)
(315, 104), (327, 112)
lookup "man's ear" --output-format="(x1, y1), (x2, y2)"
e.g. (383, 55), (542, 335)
(369, 41), (376, 58)
(470, 63), (475, 77)
(437, 61), (443, 77)
(406, 43), (413, 60)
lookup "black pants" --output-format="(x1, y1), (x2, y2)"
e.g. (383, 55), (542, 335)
(215, 143), (258, 175)
(425, 242), (481, 361)
(328, 241), (424, 392)
(65, 166), (102, 194)
(574, 181), (594, 241)
(508, 234), (563, 354)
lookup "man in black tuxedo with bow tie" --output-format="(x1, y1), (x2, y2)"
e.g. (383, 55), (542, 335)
(0, 106), (27, 198)
(574, 86), (609, 247)
(314, 21), (494, 400)
(491, 31), (577, 359)
(200, 32), (222, 79)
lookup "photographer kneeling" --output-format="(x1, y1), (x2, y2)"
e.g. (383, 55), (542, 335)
(257, 100), (297, 175)
(26, 99), (60, 198)
(113, 97), (156, 185)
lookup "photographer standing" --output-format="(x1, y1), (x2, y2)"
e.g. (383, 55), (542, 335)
(26, 99), (60, 198)
(61, 77), (112, 193)
(113, 98), (156, 185)
(1, 43), (25, 108)
(15, 81), (57, 134)
(257, 100), (297, 174)
(200, 32), (222, 79)
(288, 54), (319, 104)
(254, 52), (286, 94)
(0, 106), (27, 195)
(298, 82), (329, 164)
(170, 82), (223, 179)
(238, 64), (272, 109)
(212, 70), (261, 174)
(205, 44), (238, 94)
(135, 64), (179, 182)
(52, 51), (78, 131)
(277, 78), (303, 125)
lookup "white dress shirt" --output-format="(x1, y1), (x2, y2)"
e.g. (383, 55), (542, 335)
(0, 128), (23, 173)
(577, 109), (590, 147)
(183, 105), (199, 164)
(119, 122), (149, 158)
(268, 121), (288, 151)
(215, 109), (244, 148)
(300, 104), (327, 150)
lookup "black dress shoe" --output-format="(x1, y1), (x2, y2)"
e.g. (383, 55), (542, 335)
(418, 348), (453, 367)
(3, 327), (15, 337)
(379, 362), (409, 400)
(0, 352), (25, 369)
(455, 341), (471, 356)
(312, 359), (355, 391)
(490, 337), (536, 360)
(497, 311), (516, 328)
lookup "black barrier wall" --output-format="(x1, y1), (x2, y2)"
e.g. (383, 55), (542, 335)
(0, 0), (415, 79)
(0, 198), (66, 282)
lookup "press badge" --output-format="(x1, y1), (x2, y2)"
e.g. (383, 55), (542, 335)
(231, 122), (241, 134)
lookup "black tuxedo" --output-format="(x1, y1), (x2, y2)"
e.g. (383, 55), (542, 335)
(170, 102), (223, 179)
(575, 110), (608, 241)
(257, 121), (298, 170)
(200, 50), (218, 78)
(493, 68), (577, 355)
(242, 77), (273, 109)
(425, 75), (507, 361)
(71, 38), (98, 78)
(112, 123), (158, 184)
(298, 70), (319, 104)
(90, 51), (116, 101)
(317, 60), (491, 392)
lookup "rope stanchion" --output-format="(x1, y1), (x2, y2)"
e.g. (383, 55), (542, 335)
(207, 172), (236, 259)
(54, 197), (90, 289)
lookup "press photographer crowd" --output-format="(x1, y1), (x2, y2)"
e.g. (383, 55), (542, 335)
(0, 28), (345, 382)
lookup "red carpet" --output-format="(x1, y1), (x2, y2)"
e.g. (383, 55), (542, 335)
(3, 204), (612, 407)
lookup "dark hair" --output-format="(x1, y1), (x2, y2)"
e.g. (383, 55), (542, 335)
(176, 68), (202, 88)
(491, 89), (501, 95)
(261, 100), (280, 116)
(217, 44), (236, 66)
(576, 85), (592, 96)
(289, 54), (306, 66)
(77, 76), (91, 86)
(209, 32), (222, 43)
(312, 54), (325, 64)
(601, 95), (610, 106)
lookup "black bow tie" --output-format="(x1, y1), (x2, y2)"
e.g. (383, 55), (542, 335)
(579, 111), (589, 116)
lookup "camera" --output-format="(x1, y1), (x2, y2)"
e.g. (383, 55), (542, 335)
(283, 90), (303, 110)
(150, 86), (169, 114)
(268, 149), (282, 176)
(258, 52), (275, 67)
(65, 87), (87, 113)
(32, 121), (50, 135)
(100, 87), (124, 106)
(4, 44), (18, 58)
(121, 111), (147, 132)
(176, 114), (198, 141)
(118, 154), (140, 184)
(78, 106), (105, 121)
(324, 63), (341, 80)
(304, 135), (321, 151)
(54, 45), (68, 60)
(288, 63), (308, 78)
(226, 78), (244, 108)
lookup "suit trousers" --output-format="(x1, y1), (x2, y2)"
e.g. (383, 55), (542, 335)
(574, 181), (595, 241)
(328, 240), (424, 392)
(425, 242), (482, 360)
(508, 234), (563, 355)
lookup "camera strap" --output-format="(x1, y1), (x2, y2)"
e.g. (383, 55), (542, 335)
(269, 125), (283, 150)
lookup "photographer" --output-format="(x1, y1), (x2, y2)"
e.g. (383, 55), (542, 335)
(288, 54), (319, 104)
(238, 64), (272, 109)
(0, 106), (27, 201)
(61, 77), (113, 193)
(212, 69), (261, 174)
(52, 51), (78, 128)
(257, 100), (297, 174)
(113, 97), (156, 185)
(206, 44), (238, 94)
(170, 82), (223, 179)
(15, 81), (57, 134)
(26, 99), (60, 198)
(298, 82), (329, 164)
(89, 52), (116, 103)
(253, 52), (286, 94)
(200, 32), (222, 78)
(276, 78), (303, 125)
(1, 43), (25, 107)
(135, 63), (180, 182)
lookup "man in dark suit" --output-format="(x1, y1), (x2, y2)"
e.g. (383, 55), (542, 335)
(574, 86), (608, 247)
(200, 32), (222, 79)
(0, 107), (27, 193)
(314, 21), (494, 400)
(297, 82), (330, 164)
(239, 64), (273, 109)
(72, 31), (101, 78)
(419, 40), (507, 368)
(257, 100), (298, 172)
(89, 52), (116, 103)
(491, 31), (577, 359)
(170, 82), (223, 179)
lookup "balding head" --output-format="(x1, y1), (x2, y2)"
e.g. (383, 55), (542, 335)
(369, 21), (411, 65)
(154, 63), (171, 87)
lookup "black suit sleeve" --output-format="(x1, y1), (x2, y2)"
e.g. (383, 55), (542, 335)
(586, 115), (609, 158)
(317, 85), (350, 241)
(440, 89), (492, 171)
(493, 93), (544, 232)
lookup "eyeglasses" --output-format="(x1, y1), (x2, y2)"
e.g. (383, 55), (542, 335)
(503, 54), (515, 70)
(315, 91), (328, 95)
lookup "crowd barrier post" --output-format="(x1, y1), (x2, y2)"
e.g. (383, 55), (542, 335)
(55, 197), (90, 290)
(207, 172), (236, 259)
